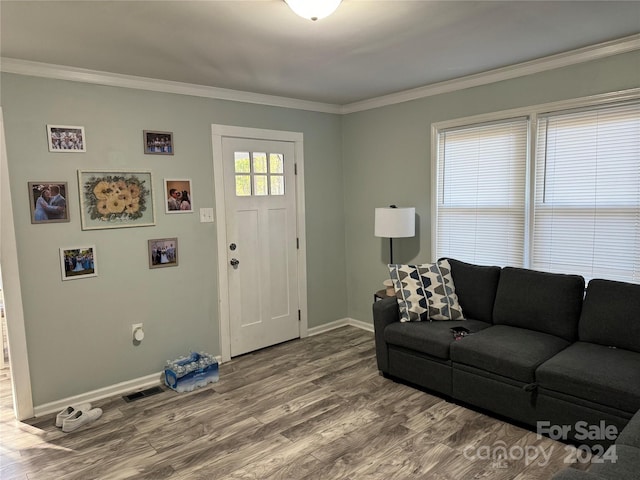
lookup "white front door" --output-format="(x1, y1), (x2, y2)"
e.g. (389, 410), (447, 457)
(221, 136), (299, 357)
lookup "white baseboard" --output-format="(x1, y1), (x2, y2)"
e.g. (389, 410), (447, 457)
(33, 355), (223, 418)
(307, 317), (373, 336)
(34, 372), (164, 417)
(35, 319), (373, 417)
(31, 320), (376, 418)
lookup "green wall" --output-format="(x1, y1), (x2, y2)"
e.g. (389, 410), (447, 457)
(342, 50), (640, 323)
(0, 74), (346, 406)
(2, 48), (639, 408)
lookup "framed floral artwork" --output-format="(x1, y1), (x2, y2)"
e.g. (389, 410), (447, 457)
(148, 238), (179, 269)
(78, 170), (155, 230)
(60, 245), (97, 281)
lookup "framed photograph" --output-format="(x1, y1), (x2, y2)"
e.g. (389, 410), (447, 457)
(28, 182), (70, 224)
(47, 125), (86, 152)
(164, 179), (193, 213)
(60, 246), (97, 281)
(144, 130), (173, 155)
(78, 170), (155, 230)
(148, 238), (179, 269)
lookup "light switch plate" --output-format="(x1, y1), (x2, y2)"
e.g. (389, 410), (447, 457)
(199, 207), (214, 223)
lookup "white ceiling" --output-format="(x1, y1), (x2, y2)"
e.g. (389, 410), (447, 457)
(1, 1), (639, 106)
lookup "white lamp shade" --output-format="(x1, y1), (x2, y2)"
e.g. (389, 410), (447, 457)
(374, 207), (415, 238)
(285, 0), (342, 21)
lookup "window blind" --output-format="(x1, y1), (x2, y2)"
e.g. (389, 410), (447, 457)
(436, 118), (528, 267)
(533, 102), (640, 283)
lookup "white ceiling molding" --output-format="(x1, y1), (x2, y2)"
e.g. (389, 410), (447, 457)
(340, 33), (640, 114)
(1, 34), (638, 115)
(0, 58), (343, 115)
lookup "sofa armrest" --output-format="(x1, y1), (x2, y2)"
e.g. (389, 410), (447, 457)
(617, 409), (640, 448)
(373, 296), (400, 372)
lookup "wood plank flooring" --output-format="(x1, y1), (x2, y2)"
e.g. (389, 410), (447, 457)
(0, 327), (591, 479)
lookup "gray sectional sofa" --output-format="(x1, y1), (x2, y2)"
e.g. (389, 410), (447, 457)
(552, 408), (640, 479)
(373, 258), (640, 458)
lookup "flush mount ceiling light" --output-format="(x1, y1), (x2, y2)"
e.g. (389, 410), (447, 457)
(285, 0), (342, 21)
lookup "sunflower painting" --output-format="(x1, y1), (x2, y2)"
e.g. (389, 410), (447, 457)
(78, 171), (155, 230)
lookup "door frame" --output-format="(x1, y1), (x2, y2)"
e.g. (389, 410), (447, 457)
(211, 125), (308, 362)
(0, 107), (35, 420)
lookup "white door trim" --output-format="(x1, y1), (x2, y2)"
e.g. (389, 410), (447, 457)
(211, 125), (308, 362)
(0, 107), (35, 420)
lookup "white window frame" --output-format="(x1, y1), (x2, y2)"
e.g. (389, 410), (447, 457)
(434, 116), (530, 267)
(431, 88), (640, 281)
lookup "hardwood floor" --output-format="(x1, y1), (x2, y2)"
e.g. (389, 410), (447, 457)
(0, 327), (589, 479)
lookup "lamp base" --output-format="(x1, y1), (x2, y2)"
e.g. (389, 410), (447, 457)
(383, 279), (395, 296)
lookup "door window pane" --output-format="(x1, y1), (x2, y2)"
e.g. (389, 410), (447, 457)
(254, 175), (268, 196)
(235, 175), (251, 196)
(270, 153), (284, 173)
(253, 152), (267, 173)
(270, 175), (285, 195)
(234, 152), (250, 173)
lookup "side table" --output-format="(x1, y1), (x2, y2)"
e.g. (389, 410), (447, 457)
(374, 289), (394, 302)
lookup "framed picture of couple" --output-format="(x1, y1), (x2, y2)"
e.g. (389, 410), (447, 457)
(28, 182), (70, 224)
(164, 178), (193, 214)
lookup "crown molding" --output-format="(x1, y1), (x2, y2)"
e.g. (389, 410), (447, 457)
(340, 33), (640, 114)
(0, 58), (343, 115)
(1, 34), (638, 115)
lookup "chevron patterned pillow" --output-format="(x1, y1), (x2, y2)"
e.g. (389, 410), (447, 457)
(389, 259), (465, 322)
(427, 259), (465, 320)
(388, 264), (429, 322)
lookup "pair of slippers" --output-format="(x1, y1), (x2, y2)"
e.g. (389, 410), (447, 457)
(55, 403), (103, 433)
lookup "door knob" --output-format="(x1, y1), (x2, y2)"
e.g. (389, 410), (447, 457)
(230, 258), (240, 268)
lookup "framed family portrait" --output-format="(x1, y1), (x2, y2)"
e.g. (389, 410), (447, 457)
(60, 245), (97, 281)
(148, 238), (179, 269)
(28, 182), (70, 224)
(47, 125), (86, 152)
(144, 130), (173, 155)
(164, 179), (193, 213)
(78, 170), (155, 230)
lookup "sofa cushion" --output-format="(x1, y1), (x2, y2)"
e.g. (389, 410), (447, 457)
(493, 267), (585, 341)
(442, 258), (501, 324)
(589, 444), (640, 480)
(384, 319), (492, 360)
(617, 409), (640, 448)
(450, 325), (570, 383)
(389, 261), (464, 322)
(579, 279), (640, 353)
(536, 342), (640, 414)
